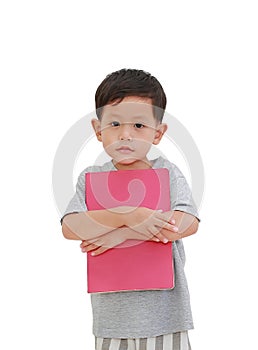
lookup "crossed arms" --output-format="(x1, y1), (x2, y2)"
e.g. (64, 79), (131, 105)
(62, 206), (199, 256)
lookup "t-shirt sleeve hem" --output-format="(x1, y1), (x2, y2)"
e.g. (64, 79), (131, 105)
(60, 211), (81, 225)
(173, 206), (201, 222)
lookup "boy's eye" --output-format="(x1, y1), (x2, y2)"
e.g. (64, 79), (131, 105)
(111, 121), (120, 127)
(134, 123), (144, 129)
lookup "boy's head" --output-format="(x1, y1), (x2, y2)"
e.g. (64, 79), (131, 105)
(92, 69), (168, 169)
(95, 69), (167, 122)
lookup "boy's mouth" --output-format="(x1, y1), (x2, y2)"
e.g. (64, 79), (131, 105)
(116, 146), (134, 154)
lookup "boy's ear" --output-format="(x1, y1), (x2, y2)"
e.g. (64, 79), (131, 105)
(91, 119), (102, 142)
(153, 123), (167, 145)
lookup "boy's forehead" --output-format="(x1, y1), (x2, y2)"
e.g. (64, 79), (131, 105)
(102, 96), (155, 120)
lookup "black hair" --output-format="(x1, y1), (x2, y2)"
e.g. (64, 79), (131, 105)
(95, 69), (167, 122)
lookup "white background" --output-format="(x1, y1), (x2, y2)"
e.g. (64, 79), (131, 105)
(1, 1), (257, 349)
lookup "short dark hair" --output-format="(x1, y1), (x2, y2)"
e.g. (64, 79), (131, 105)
(95, 68), (167, 122)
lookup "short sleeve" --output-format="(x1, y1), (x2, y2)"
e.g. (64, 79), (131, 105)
(60, 171), (87, 224)
(169, 164), (200, 221)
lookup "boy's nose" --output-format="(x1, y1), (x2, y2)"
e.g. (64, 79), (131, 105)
(119, 124), (132, 141)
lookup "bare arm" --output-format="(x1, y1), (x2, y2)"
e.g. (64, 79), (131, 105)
(62, 208), (126, 241)
(159, 210), (199, 241)
(80, 210), (199, 256)
(80, 226), (161, 255)
(62, 206), (178, 241)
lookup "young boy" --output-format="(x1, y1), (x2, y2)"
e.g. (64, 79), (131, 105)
(61, 69), (200, 350)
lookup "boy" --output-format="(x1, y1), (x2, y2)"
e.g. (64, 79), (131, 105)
(61, 69), (200, 350)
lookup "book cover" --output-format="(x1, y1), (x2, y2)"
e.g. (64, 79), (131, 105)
(85, 168), (174, 293)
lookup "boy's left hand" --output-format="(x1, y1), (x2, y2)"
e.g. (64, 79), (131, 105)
(80, 227), (161, 256)
(80, 231), (127, 256)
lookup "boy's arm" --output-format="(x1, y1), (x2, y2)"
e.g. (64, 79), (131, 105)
(62, 206), (178, 241)
(80, 226), (161, 255)
(62, 209), (126, 241)
(81, 226), (164, 254)
(160, 210), (199, 241)
(80, 210), (198, 256)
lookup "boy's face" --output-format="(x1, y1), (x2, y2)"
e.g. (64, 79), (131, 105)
(92, 96), (167, 169)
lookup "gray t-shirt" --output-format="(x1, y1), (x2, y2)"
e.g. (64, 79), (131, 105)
(62, 156), (199, 338)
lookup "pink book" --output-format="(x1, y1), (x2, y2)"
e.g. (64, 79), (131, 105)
(85, 168), (174, 293)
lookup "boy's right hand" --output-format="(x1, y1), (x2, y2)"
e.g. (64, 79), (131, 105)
(124, 207), (178, 243)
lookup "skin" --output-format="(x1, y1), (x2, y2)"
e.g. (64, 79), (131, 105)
(62, 96), (199, 255)
(91, 96), (167, 170)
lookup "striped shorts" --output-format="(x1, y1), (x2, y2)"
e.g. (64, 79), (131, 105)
(95, 332), (191, 350)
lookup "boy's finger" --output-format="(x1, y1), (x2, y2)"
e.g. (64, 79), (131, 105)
(148, 226), (168, 243)
(162, 222), (178, 232)
(157, 212), (176, 225)
(80, 240), (91, 247)
(155, 232), (169, 243)
(81, 238), (99, 248)
(82, 243), (99, 252)
(91, 247), (109, 256)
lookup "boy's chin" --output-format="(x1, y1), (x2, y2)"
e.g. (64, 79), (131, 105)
(113, 157), (150, 169)
(114, 157), (136, 166)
